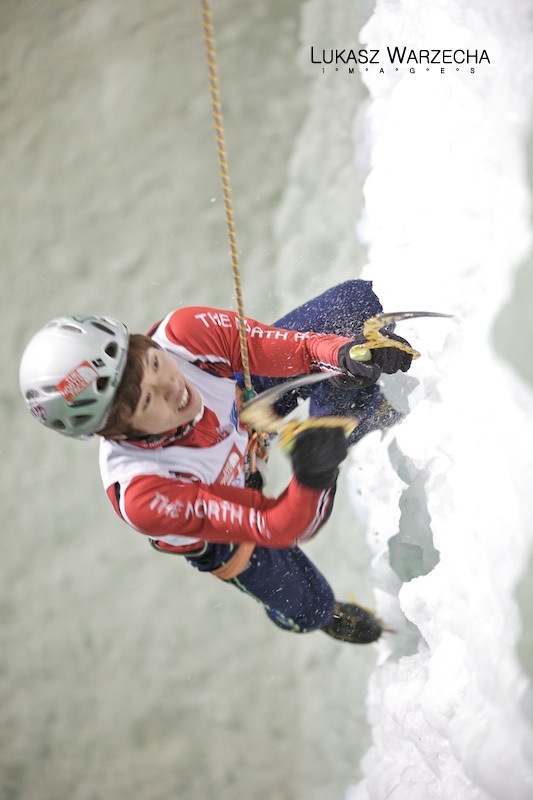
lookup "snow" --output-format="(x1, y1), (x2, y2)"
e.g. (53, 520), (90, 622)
(343, 0), (533, 797)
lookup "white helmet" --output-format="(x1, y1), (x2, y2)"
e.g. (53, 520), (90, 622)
(19, 315), (129, 438)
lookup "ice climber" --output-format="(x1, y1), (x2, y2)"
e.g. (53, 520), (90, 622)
(19, 280), (412, 644)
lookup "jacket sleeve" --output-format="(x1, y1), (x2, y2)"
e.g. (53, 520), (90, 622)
(162, 306), (351, 377)
(116, 472), (335, 549)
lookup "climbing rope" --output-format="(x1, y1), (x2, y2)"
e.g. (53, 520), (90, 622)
(201, 0), (254, 400)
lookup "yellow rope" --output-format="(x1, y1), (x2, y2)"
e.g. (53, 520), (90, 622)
(201, 0), (253, 399)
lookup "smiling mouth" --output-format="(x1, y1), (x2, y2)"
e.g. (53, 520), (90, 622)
(177, 384), (191, 413)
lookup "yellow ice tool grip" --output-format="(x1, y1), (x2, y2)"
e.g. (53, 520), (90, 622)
(348, 310), (452, 362)
(279, 417), (357, 455)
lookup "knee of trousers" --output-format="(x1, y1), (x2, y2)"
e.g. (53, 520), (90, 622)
(265, 583), (336, 633)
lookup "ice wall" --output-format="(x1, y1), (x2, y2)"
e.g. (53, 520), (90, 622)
(346, 1), (533, 798)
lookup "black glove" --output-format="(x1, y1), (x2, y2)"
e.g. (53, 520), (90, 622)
(369, 331), (413, 374)
(332, 337), (381, 389)
(333, 332), (413, 389)
(290, 426), (349, 490)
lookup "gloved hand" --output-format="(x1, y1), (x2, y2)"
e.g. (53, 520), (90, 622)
(368, 332), (413, 374)
(290, 426), (349, 490)
(333, 332), (413, 389)
(332, 337), (381, 389)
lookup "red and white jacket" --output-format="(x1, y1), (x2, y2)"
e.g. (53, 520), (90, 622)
(99, 306), (352, 552)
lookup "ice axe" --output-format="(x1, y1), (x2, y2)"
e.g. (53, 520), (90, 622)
(239, 310), (452, 443)
(240, 373), (358, 447)
(347, 310), (452, 362)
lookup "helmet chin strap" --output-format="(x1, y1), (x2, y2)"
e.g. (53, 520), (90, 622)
(128, 402), (205, 449)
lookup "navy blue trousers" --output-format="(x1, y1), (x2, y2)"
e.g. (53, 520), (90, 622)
(188, 542), (336, 632)
(189, 280), (383, 633)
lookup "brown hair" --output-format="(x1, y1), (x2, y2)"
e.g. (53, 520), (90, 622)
(98, 334), (156, 440)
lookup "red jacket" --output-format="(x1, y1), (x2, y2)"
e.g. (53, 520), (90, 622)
(99, 306), (351, 551)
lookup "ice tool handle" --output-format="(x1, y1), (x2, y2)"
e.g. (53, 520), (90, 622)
(349, 311), (453, 362)
(239, 310), (453, 437)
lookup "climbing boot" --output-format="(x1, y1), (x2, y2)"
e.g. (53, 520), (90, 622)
(321, 601), (382, 644)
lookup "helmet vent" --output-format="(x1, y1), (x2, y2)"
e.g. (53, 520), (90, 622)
(72, 415), (93, 428)
(96, 376), (110, 391)
(104, 342), (118, 358)
(50, 420), (67, 431)
(69, 398), (97, 408)
(91, 322), (115, 336)
(25, 389), (39, 400)
(49, 322), (83, 334)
